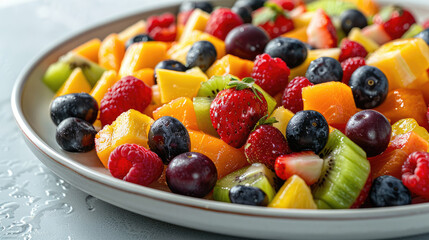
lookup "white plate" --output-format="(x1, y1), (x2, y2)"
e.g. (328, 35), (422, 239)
(11, 0), (429, 239)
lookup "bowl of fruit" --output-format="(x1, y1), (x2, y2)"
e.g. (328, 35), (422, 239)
(11, 0), (429, 239)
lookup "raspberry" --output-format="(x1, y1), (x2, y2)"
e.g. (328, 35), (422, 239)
(251, 53), (290, 96)
(147, 13), (177, 41)
(205, 8), (243, 40)
(341, 57), (366, 85)
(108, 144), (163, 186)
(339, 39), (368, 62)
(281, 76), (313, 113)
(100, 76), (152, 126)
(402, 151), (429, 198)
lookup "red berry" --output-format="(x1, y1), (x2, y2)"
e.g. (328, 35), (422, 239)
(245, 124), (291, 170)
(205, 8), (243, 40)
(268, 0), (295, 11)
(402, 151), (429, 198)
(147, 13), (177, 41)
(350, 172), (372, 208)
(373, 6), (416, 39)
(341, 57), (366, 85)
(307, 9), (337, 49)
(108, 144), (163, 186)
(339, 39), (368, 62)
(100, 76), (152, 126)
(251, 53), (290, 96)
(281, 76), (313, 113)
(178, 10), (194, 26)
(423, 19), (429, 29)
(274, 151), (323, 185)
(254, 6), (295, 39)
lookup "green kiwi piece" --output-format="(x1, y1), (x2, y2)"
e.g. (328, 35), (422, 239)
(254, 84), (277, 114)
(307, 0), (357, 16)
(59, 52), (106, 87)
(43, 61), (74, 92)
(402, 24), (424, 39)
(213, 163), (277, 204)
(312, 129), (370, 209)
(193, 97), (219, 137)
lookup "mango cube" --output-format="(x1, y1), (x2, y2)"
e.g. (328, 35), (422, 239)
(269, 106), (295, 137)
(90, 70), (118, 106)
(206, 54), (254, 79)
(153, 97), (199, 131)
(180, 9), (210, 42)
(55, 68), (91, 98)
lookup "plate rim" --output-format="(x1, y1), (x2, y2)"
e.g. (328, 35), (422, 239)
(10, 0), (429, 223)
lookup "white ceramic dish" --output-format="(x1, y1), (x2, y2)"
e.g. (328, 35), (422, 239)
(11, 0), (429, 239)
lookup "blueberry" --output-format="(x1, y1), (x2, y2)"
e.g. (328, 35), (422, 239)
(370, 175), (412, 207)
(186, 41), (217, 71)
(415, 29), (429, 46)
(50, 93), (98, 126)
(229, 185), (267, 206)
(148, 116), (191, 164)
(125, 34), (153, 49)
(179, 1), (213, 13)
(340, 9), (368, 35)
(56, 117), (97, 152)
(154, 60), (187, 81)
(264, 37), (308, 68)
(232, 5), (253, 24)
(348, 65), (388, 109)
(286, 110), (329, 153)
(305, 57), (343, 84)
(233, 0), (266, 11)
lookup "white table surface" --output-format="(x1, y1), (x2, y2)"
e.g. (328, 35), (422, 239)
(1, 0), (428, 239)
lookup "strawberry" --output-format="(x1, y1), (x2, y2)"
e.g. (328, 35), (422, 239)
(373, 6), (416, 39)
(251, 53), (290, 96)
(205, 8), (243, 40)
(268, 0), (295, 11)
(253, 3), (294, 39)
(341, 57), (366, 85)
(339, 39), (368, 62)
(244, 117), (291, 170)
(210, 78), (268, 148)
(306, 9), (338, 49)
(274, 151), (323, 185)
(147, 13), (177, 41)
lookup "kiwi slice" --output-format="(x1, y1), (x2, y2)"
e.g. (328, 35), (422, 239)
(43, 61), (74, 92)
(312, 130), (370, 209)
(307, 0), (357, 16)
(193, 97), (219, 137)
(59, 52), (106, 87)
(213, 163), (277, 204)
(402, 24), (424, 39)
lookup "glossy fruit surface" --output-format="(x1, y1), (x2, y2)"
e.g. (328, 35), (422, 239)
(56, 117), (97, 152)
(186, 40), (217, 71)
(370, 175), (411, 207)
(125, 34), (153, 49)
(345, 110), (391, 157)
(234, 0), (266, 10)
(286, 110), (329, 153)
(339, 39), (368, 62)
(282, 76), (313, 113)
(166, 152), (217, 197)
(229, 185), (267, 206)
(340, 9), (368, 35)
(251, 53), (290, 96)
(341, 57), (366, 85)
(232, 5), (253, 24)
(306, 57), (343, 84)
(264, 37), (308, 68)
(402, 151), (429, 199)
(154, 60), (187, 80)
(225, 24), (270, 60)
(274, 151), (323, 185)
(179, 1), (213, 13)
(148, 116), (190, 165)
(205, 8), (243, 40)
(415, 29), (429, 46)
(50, 93), (98, 126)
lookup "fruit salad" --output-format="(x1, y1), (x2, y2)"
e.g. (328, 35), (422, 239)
(44, 0), (429, 209)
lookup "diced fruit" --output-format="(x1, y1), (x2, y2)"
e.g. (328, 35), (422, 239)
(351, 173), (372, 208)
(374, 88), (428, 128)
(143, 85), (162, 118)
(54, 68), (91, 98)
(180, 9), (210, 42)
(391, 118), (429, 143)
(50, 93), (98, 126)
(302, 81), (357, 130)
(269, 106), (295, 137)
(43, 62), (74, 92)
(186, 67), (208, 81)
(131, 68), (155, 87)
(386, 131), (429, 155)
(90, 70), (118, 107)
(205, 8), (243, 41)
(307, 0), (356, 16)
(253, 3), (295, 39)
(343, 0), (379, 16)
(367, 38), (429, 91)
(289, 48), (340, 79)
(281, 26), (308, 42)
(369, 149), (409, 180)
(166, 152), (217, 197)
(306, 9), (338, 49)
(154, 60), (187, 80)
(306, 57), (343, 84)
(118, 20), (146, 43)
(402, 152), (429, 199)
(225, 24), (270, 60)
(188, 130), (249, 179)
(292, 11), (314, 28)
(373, 6), (416, 40)
(348, 28), (380, 53)
(339, 39), (368, 62)
(193, 97), (219, 137)
(370, 175), (411, 207)
(56, 117), (97, 152)
(153, 97), (199, 131)
(148, 116), (191, 164)
(95, 109), (154, 168)
(72, 38), (101, 63)
(119, 42), (167, 78)
(361, 24), (391, 45)
(268, 175), (317, 209)
(147, 13), (177, 42)
(345, 110), (391, 157)
(213, 163), (276, 203)
(341, 57), (366, 85)
(206, 54), (254, 79)
(340, 9), (368, 35)
(98, 34), (125, 72)
(156, 69), (207, 103)
(60, 52), (106, 87)
(251, 53), (290, 96)
(282, 76), (314, 113)
(275, 152), (323, 185)
(312, 130), (370, 209)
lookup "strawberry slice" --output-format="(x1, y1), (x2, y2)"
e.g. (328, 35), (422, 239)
(350, 172), (372, 208)
(274, 151), (323, 185)
(307, 9), (338, 49)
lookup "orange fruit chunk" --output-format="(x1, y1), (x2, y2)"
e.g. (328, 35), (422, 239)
(386, 131), (429, 155)
(206, 54), (254, 79)
(188, 130), (248, 179)
(143, 85), (162, 118)
(281, 26), (307, 43)
(131, 68), (155, 87)
(268, 175), (317, 209)
(118, 20), (146, 43)
(374, 88), (428, 128)
(98, 34), (125, 72)
(369, 149), (408, 180)
(153, 97), (199, 131)
(90, 70), (118, 107)
(55, 68), (91, 98)
(302, 82), (357, 129)
(72, 38), (101, 63)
